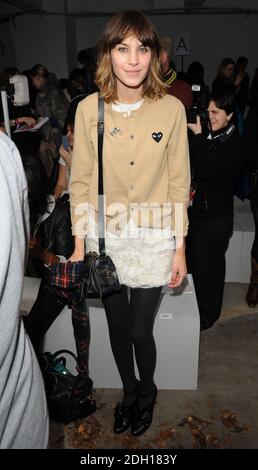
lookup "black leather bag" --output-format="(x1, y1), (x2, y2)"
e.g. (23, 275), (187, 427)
(83, 250), (120, 298)
(82, 96), (121, 298)
(40, 349), (96, 424)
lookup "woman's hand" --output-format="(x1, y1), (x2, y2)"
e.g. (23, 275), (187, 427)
(187, 115), (202, 135)
(53, 183), (66, 200)
(29, 237), (58, 265)
(29, 237), (45, 260)
(53, 164), (68, 199)
(168, 241), (187, 288)
(69, 237), (85, 262)
(69, 251), (84, 262)
(17, 116), (36, 127)
(59, 145), (72, 169)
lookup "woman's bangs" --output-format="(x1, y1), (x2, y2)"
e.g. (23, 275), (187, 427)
(107, 24), (158, 51)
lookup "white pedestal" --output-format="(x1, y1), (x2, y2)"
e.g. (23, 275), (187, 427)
(225, 207), (255, 283)
(154, 276), (200, 390)
(225, 219), (242, 282)
(237, 209), (255, 283)
(22, 275), (200, 390)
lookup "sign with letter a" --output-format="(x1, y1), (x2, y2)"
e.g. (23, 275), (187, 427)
(174, 33), (190, 56)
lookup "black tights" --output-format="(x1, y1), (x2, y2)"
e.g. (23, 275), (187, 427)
(102, 285), (162, 397)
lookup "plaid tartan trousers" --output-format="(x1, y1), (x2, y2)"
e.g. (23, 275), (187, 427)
(47, 261), (90, 375)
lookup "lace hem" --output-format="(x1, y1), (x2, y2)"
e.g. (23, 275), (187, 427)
(86, 236), (173, 288)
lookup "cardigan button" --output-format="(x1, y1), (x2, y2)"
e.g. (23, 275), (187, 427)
(130, 161), (134, 166)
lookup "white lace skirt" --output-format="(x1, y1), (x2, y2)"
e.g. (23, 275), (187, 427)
(86, 219), (174, 288)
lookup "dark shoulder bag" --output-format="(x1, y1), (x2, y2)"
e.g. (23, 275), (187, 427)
(40, 349), (96, 424)
(82, 95), (121, 298)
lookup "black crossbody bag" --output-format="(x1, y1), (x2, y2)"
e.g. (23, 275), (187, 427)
(82, 96), (121, 298)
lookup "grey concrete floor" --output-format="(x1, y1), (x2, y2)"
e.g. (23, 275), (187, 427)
(48, 283), (258, 450)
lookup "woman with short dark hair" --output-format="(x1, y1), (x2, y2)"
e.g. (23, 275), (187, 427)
(187, 87), (244, 330)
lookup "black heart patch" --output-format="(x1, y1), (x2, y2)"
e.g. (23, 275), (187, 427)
(152, 132), (163, 143)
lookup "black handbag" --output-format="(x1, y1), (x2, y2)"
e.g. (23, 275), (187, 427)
(40, 349), (96, 424)
(82, 249), (120, 298)
(82, 96), (121, 298)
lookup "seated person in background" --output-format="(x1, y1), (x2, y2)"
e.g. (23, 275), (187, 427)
(67, 68), (93, 100)
(0, 131), (48, 449)
(30, 64), (69, 177)
(76, 47), (99, 95)
(160, 37), (192, 109)
(59, 77), (71, 102)
(212, 58), (246, 135)
(53, 96), (85, 199)
(23, 155), (74, 353)
(185, 60), (209, 92)
(30, 64), (69, 145)
(30, 64), (69, 148)
(212, 58), (236, 92)
(234, 56), (249, 116)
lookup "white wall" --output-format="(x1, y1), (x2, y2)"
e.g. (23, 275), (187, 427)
(150, 14), (258, 86)
(45, 0), (258, 11)
(3, 5), (258, 87)
(11, 14), (68, 78)
(76, 11), (258, 87)
(0, 22), (15, 71)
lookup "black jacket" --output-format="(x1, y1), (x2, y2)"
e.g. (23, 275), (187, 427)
(189, 125), (245, 218)
(37, 197), (74, 259)
(27, 197), (74, 278)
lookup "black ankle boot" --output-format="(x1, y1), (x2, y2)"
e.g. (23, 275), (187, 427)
(131, 385), (157, 437)
(113, 385), (138, 434)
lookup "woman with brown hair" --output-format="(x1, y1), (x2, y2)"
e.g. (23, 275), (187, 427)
(69, 10), (190, 436)
(30, 64), (69, 142)
(212, 58), (236, 92)
(30, 64), (69, 177)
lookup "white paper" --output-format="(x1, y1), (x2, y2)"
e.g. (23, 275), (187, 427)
(14, 116), (49, 133)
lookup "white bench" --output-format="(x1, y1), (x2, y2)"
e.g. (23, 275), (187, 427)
(22, 275), (200, 390)
(225, 205), (255, 283)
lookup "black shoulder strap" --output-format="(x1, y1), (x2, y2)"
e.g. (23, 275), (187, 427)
(45, 208), (57, 251)
(97, 96), (105, 255)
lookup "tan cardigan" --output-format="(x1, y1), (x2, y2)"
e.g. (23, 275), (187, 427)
(70, 92), (190, 238)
